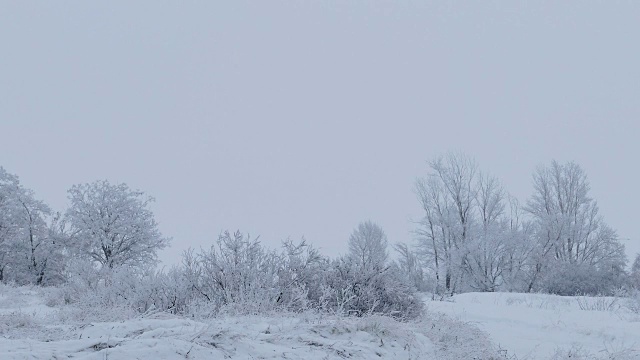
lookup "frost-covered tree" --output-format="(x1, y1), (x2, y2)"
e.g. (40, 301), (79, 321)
(394, 242), (428, 292)
(464, 174), (508, 292)
(415, 153), (480, 294)
(348, 221), (388, 272)
(525, 161), (626, 295)
(0, 168), (21, 282)
(416, 154), (557, 294)
(12, 187), (54, 285)
(0, 167), (62, 285)
(501, 197), (536, 292)
(65, 180), (170, 270)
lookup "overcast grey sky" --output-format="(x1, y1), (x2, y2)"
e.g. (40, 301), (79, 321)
(1, 2), (639, 265)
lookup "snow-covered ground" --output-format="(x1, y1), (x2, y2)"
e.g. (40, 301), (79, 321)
(0, 285), (433, 359)
(1, 284), (499, 359)
(9, 284), (639, 359)
(1, 313), (437, 359)
(427, 292), (640, 359)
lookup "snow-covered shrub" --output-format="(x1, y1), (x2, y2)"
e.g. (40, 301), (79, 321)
(43, 286), (72, 307)
(0, 311), (36, 334)
(182, 230), (423, 319)
(549, 345), (593, 360)
(541, 262), (625, 296)
(574, 295), (620, 312)
(56, 259), (196, 321)
(276, 239), (327, 312)
(183, 231), (281, 315)
(319, 258), (423, 319)
(306, 221), (424, 319)
(419, 311), (500, 359)
(549, 343), (638, 360)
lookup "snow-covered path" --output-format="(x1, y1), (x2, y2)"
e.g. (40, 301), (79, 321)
(427, 293), (640, 359)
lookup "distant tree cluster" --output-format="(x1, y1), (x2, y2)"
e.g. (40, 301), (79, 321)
(1, 154), (637, 321)
(413, 154), (629, 296)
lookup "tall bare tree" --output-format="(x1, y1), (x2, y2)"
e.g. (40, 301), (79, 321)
(348, 220), (389, 272)
(464, 174), (507, 292)
(415, 153), (479, 294)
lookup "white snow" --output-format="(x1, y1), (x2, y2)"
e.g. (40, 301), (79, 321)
(427, 292), (640, 359)
(0, 285), (439, 359)
(9, 283), (640, 359)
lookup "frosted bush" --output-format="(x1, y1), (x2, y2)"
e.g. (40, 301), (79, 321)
(575, 296), (620, 312)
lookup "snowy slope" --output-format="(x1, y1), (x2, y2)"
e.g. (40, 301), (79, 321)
(427, 292), (640, 359)
(0, 285), (441, 359)
(1, 313), (437, 360)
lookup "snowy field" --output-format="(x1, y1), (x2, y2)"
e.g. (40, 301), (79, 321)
(428, 292), (640, 359)
(0, 284), (499, 359)
(3, 284), (639, 359)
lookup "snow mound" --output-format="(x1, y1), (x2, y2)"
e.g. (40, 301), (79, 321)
(1, 311), (437, 359)
(0, 284), (505, 359)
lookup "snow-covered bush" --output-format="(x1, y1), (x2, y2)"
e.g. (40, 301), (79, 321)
(550, 344), (638, 360)
(276, 239), (327, 312)
(182, 230), (423, 320)
(184, 230), (281, 315)
(574, 295), (620, 312)
(541, 262), (626, 296)
(54, 260), (196, 321)
(419, 311), (500, 359)
(0, 311), (36, 335)
(319, 258), (423, 319)
(305, 221), (425, 319)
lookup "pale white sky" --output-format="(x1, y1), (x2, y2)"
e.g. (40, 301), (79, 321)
(1, 2), (639, 265)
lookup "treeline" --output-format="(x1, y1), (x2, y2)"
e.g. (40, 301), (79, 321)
(1, 154), (639, 321)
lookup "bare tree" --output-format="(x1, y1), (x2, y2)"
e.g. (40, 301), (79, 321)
(464, 174), (507, 292)
(415, 153), (479, 295)
(348, 221), (389, 272)
(394, 242), (427, 291)
(501, 196), (536, 292)
(66, 180), (170, 270)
